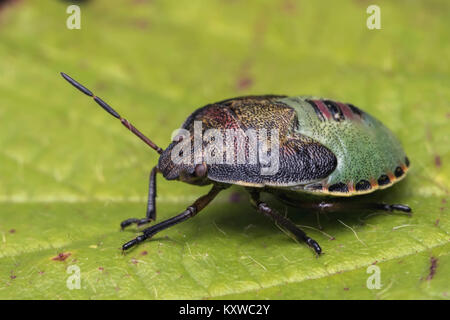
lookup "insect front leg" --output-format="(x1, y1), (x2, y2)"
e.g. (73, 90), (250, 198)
(122, 184), (225, 251)
(247, 189), (322, 255)
(121, 166), (158, 229)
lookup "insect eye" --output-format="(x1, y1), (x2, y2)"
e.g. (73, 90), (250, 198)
(194, 164), (207, 177)
(174, 135), (184, 142)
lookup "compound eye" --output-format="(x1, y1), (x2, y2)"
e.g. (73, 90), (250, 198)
(194, 163), (207, 177)
(174, 135), (184, 143)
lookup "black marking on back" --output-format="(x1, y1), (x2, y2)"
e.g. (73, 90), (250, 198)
(305, 99), (325, 121)
(355, 180), (371, 191)
(377, 175), (390, 186)
(394, 166), (404, 178)
(323, 100), (345, 122)
(207, 137), (337, 186)
(405, 157), (410, 167)
(328, 182), (349, 193)
(347, 103), (363, 117)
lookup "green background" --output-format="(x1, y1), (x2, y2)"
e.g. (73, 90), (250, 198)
(0, 0), (448, 299)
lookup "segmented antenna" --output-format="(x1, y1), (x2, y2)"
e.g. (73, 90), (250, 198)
(60, 72), (163, 154)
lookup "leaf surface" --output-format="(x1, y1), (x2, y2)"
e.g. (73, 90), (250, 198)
(0, 0), (448, 299)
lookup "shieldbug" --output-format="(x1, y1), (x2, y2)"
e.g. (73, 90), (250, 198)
(61, 72), (411, 255)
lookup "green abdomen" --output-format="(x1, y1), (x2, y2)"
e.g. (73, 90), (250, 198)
(280, 96), (409, 196)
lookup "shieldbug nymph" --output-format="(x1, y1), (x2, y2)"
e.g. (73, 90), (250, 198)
(61, 72), (411, 255)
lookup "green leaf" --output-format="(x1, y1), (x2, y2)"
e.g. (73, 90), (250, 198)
(0, 0), (448, 299)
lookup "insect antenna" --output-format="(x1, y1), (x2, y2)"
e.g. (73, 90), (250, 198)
(60, 72), (163, 154)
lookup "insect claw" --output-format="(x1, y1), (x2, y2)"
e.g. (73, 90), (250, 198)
(122, 235), (145, 251)
(390, 204), (412, 213)
(120, 218), (138, 230)
(122, 239), (136, 251)
(306, 237), (322, 255)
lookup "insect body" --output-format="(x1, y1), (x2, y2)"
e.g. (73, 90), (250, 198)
(61, 73), (411, 255)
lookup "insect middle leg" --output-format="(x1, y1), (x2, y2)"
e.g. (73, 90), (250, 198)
(247, 189), (322, 255)
(121, 166), (158, 229)
(122, 184), (225, 251)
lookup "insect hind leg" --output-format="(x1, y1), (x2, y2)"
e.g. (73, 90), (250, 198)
(278, 194), (412, 216)
(372, 203), (412, 214)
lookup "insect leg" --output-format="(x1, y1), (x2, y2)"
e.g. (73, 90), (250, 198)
(122, 184), (225, 251)
(248, 190), (322, 255)
(121, 166), (158, 229)
(370, 203), (412, 214)
(277, 195), (411, 215)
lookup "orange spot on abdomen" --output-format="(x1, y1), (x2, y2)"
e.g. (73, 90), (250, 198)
(387, 171), (396, 181)
(370, 178), (378, 188)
